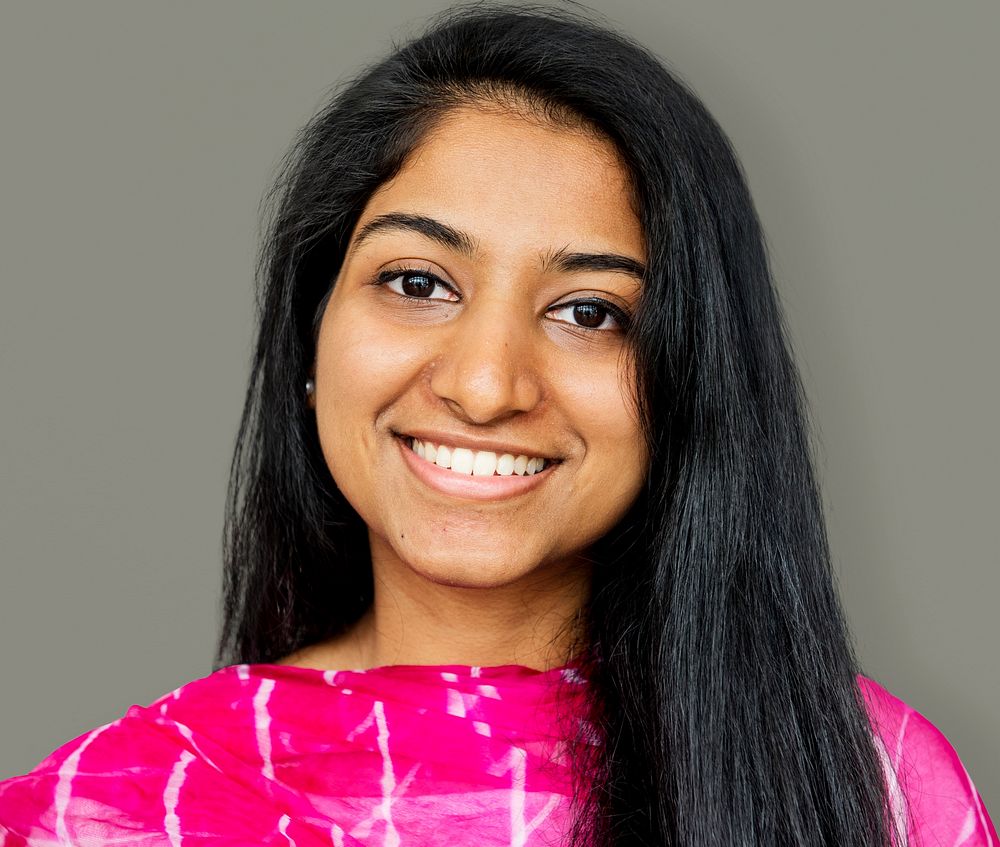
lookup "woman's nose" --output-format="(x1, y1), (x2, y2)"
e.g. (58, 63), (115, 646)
(428, 297), (543, 424)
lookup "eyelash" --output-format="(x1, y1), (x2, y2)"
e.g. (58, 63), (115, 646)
(375, 267), (458, 301)
(373, 267), (631, 332)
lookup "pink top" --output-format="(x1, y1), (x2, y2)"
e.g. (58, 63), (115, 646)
(858, 676), (997, 846)
(0, 663), (994, 846)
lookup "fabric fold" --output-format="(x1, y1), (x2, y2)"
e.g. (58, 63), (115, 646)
(0, 664), (994, 846)
(0, 661), (589, 846)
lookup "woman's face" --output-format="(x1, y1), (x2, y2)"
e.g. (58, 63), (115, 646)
(312, 105), (648, 590)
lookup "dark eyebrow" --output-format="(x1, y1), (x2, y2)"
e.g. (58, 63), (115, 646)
(349, 212), (646, 282)
(539, 245), (646, 283)
(351, 212), (479, 260)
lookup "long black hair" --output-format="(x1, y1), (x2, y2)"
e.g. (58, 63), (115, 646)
(217, 3), (897, 844)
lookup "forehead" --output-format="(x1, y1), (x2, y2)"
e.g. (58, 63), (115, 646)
(355, 105), (645, 266)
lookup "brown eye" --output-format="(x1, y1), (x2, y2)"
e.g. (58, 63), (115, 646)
(548, 298), (628, 332)
(572, 303), (606, 328)
(401, 273), (435, 297)
(377, 268), (460, 302)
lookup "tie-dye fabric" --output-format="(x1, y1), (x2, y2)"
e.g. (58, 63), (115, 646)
(0, 661), (589, 846)
(858, 676), (997, 846)
(0, 663), (994, 846)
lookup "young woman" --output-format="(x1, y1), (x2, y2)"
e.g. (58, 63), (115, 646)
(1, 4), (994, 845)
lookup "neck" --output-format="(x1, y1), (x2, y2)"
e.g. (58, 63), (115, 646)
(319, 535), (591, 673)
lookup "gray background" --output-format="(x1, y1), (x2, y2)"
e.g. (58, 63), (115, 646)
(1, 0), (996, 806)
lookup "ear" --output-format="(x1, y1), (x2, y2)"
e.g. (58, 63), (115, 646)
(306, 363), (317, 410)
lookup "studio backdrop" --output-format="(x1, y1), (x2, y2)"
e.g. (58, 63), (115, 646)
(0, 0), (996, 806)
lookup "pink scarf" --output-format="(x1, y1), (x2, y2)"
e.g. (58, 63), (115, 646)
(0, 661), (589, 845)
(0, 664), (994, 845)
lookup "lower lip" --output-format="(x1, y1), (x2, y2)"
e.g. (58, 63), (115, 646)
(396, 436), (556, 502)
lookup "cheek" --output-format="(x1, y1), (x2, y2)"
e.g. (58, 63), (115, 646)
(558, 353), (647, 494)
(564, 353), (642, 441)
(312, 303), (416, 483)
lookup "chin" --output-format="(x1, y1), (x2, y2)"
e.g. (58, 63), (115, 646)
(401, 543), (536, 590)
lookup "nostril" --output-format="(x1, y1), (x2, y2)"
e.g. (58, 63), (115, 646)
(427, 345), (543, 422)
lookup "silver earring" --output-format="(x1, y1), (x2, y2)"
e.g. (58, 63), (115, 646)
(305, 378), (315, 397)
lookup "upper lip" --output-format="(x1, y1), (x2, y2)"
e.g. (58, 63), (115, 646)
(396, 429), (563, 461)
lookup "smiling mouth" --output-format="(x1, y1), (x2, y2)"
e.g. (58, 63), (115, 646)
(400, 434), (552, 477)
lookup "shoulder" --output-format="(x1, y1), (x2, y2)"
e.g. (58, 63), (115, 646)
(0, 664), (321, 843)
(856, 673), (997, 846)
(0, 662), (315, 781)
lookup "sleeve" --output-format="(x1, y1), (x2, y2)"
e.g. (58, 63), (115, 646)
(858, 674), (998, 847)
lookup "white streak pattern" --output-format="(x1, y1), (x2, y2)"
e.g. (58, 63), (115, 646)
(348, 764), (421, 842)
(374, 700), (400, 847)
(959, 758), (994, 847)
(278, 813), (295, 846)
(253, 678), (276, 780)
(54, 722), (116, 845)
(524, 794), (561, 841)
(346, 707), (375, 742)
(164, 750), (194, 847)
(953, 809), (977, 847)
(446, 689), (466, 718)
(174, 722), (222, 773)
(894, 711), (910, 770)
(331, 823), (346, 847)
(872, 730), (908, 847)
(509, 747), (528, 847)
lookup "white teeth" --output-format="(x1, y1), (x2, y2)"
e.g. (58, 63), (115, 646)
(450, 447), (475, 475)
(409, 437), (549, 477)
(472, 451), (497, 476)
